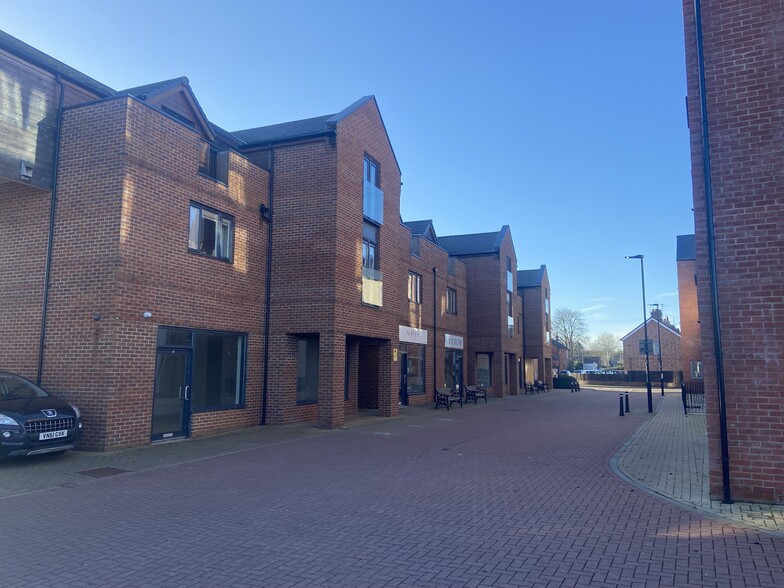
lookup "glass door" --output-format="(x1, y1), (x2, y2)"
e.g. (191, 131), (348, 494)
(399, 352), (408, 406)
(152, 349), (191, 440)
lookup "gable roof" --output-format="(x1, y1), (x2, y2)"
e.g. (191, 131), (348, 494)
(232, 96), (401, 175)
(518, 265), (546, 288)
(439, 226), (510, 257)
(119, 77), (215, 142)
(404, 219), (438, 244)
(676, 234), (696, 261)
(0, 29), (115, 97)
(620, 317), (682, 342)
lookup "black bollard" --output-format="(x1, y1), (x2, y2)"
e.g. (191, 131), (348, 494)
(625, 392), (630, 413)
(619, 394), (625, 416)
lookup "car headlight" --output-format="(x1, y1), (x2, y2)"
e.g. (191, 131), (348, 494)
(68, 404), (81, 419)
(0, 413), (19, 427)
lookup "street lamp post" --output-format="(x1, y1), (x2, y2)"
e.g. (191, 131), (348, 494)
(652, 303), (665, 396)
(626, 255), (653, 413)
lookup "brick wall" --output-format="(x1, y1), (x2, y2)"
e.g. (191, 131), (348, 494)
(678, 258), (702, 381)
(683, 0), (784, 503)
(0, 182), (50, 378)
(41, 96), (268, 450)
(458, 231), (522, 397)
(622, 320), (681, 374)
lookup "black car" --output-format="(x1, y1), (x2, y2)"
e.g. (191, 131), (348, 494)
(0, 372), (83, 457)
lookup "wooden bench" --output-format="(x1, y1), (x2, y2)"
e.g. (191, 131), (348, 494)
(464, 385), (488, 404)
(434, 387), (462, 410)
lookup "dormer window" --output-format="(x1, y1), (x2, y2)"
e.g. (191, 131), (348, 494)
(199, 142), (229, 184)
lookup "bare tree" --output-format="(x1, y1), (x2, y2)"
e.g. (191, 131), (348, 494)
(552, 308), (589, 355)
(591, 332), (622, 367)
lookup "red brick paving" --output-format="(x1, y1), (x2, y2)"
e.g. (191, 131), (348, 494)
(1, 390), (782, 586)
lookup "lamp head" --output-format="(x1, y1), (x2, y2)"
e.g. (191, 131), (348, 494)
(625, 254), (644, 259)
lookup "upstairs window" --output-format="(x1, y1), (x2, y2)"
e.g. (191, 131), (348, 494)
(189, 203), (234, 261)
(447, 288), (457, 314)
(199, 142), (229, 184)
(363, 156), (383, 224)
(362, 221), (379, 271)
(408, 272), (422, 304)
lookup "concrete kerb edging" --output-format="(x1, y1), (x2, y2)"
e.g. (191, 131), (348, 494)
(607, 398), (784, 539)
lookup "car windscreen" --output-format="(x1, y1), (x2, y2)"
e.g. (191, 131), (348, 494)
(0, 375), (49, 400)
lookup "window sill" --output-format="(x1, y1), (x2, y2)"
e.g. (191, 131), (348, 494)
(197, 171), (228, 186)
(296, 400), (318, 406)
(188, 248), (233, 264)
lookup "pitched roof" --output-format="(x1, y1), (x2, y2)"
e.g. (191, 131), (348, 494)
(120, 77), (188, 100)
(439, 226), (510, 256)
(232, 95), (377, 146)
(0, 29), (114, 97)
(518, 265), (546, 288)
(231, 114), (335, 145)
(620, 317), (682, 342)
(676, 234), (696, 261)
(404, 220), (438, 244)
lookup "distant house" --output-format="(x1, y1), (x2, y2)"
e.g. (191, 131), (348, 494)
(620, 309), (681, 376)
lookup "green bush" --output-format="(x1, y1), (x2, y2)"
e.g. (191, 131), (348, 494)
(553, 375), (577, 389)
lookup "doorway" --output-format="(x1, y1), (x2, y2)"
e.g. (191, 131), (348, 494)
(152, 349), (191, 440)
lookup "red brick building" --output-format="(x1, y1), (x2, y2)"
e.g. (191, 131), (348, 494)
(439, 227), (523, 397)
(676, 234), (702, 382)
(518, 265), (553, 387)
(620, 310), (681, 375)
(0, 31), (472, 450)
(683, 0), (784, 503)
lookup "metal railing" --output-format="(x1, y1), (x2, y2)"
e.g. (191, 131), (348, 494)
(681, 380), (705, 415)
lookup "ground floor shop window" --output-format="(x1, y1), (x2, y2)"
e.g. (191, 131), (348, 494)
(156, 327), (246, 412)
(445, 350), (463, 391)
(476, 353), (491, 387)
(191, 332), (245, 409)
(400, 344), (425, 395)
(297, 336), (320, 404)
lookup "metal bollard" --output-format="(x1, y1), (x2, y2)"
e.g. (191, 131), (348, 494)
(619, 394), (625, 416)
(625, 392), (630, 413)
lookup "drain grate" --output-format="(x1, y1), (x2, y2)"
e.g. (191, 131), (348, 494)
(76, 467), (129, 479)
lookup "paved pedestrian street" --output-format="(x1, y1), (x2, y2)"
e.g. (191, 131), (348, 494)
(2, 389), (783, 587)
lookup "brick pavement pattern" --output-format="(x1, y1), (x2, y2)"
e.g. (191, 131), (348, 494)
(2, 390), (784, 586)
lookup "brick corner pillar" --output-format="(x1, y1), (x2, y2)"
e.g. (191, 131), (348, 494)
(377, 340), (397, 418)
(318, 331), (346, 430)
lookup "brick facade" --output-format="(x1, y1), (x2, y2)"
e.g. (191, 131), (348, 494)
(621, 314), (681, 375)
(683, 0), (784, 503)
(677, 235), (702, 382)
(519, 265), (552, 387)
(0, 33), (497, 451)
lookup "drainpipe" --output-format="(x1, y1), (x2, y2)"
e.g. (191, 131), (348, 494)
(260, 147), (275, 425)
(694, 0), (732, 504)
(432, 266), (437, 399)
(36, 75), (66, 386)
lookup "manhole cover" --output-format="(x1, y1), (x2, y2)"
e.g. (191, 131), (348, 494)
(76, 467), (129, 478)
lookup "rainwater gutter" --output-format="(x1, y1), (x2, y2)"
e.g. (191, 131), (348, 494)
(260, 147), (274, 425)
(694, 0), (732, 504)
(36, 74), (65, 386)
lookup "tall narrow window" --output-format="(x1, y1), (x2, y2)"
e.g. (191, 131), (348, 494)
(408, 272), (422, 304)
(447, 288), (457, 314)
(297, 337), (319, 404)
(362, 221), (379, 271)
(363, 156), (383, 224)
(189, 203), (234, 261)
(476, 353), (491, 387)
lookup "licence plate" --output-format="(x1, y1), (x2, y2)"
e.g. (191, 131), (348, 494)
(40, 430), (67, 441)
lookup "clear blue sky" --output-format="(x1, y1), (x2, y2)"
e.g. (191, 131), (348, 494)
(2, 1), (693, 343)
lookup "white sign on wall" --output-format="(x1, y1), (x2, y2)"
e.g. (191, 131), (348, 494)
(399, 326), (428, 345)
(445, 334), (464, 349)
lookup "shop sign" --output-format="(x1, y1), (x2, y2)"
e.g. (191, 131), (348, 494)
(399, 326), (428, 345)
